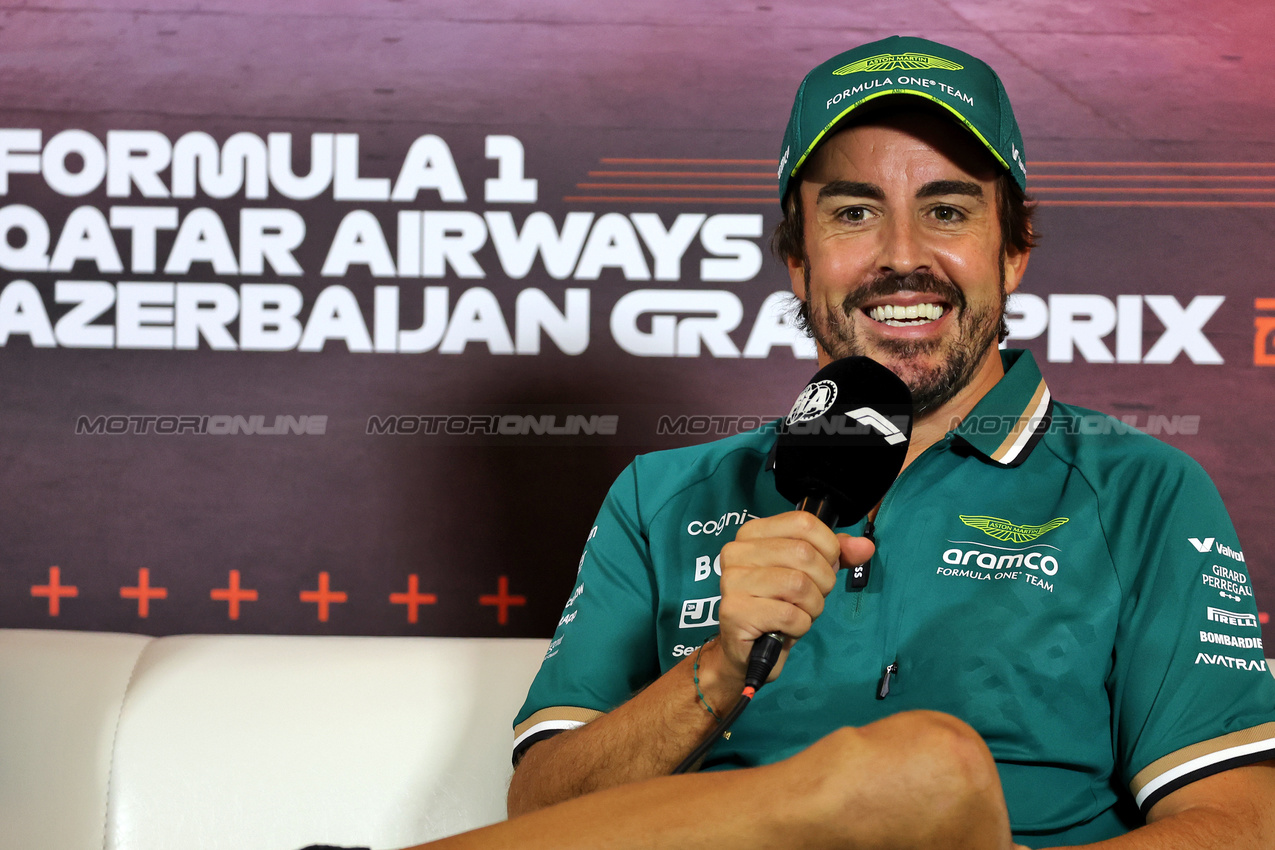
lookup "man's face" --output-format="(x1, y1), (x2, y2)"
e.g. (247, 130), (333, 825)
(788, 109), (1029, 412)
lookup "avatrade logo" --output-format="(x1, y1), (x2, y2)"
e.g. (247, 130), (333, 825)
(960, 515), (1068, 544)
(679, 596), (720, 628)
(1194, 653), (1267, 672)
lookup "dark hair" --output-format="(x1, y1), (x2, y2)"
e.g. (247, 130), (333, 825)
(771, 171), (1037, 342)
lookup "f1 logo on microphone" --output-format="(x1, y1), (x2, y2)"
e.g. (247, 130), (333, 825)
(679, 596), (721, 628)
(847, 406), (907, 444)
(1255, 299), (1275, 366)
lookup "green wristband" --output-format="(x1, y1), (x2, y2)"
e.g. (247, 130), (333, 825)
(693, 638), (721, 720)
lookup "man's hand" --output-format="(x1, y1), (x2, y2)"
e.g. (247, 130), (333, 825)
(710, 511), (875, 691)
(508, 510), (875, 818)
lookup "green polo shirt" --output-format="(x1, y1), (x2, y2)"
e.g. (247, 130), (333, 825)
(514, 350), (1275, 846)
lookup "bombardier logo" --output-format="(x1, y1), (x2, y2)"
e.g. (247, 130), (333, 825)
(1199, 630), (1264, 650)
(960, 515), (1069, 544)
(833, 53), (964, 75)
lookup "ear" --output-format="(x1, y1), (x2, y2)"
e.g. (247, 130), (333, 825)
(784, 190), (809, 300)
(787, 251), (807, 300)
(1002, 243), (1030, 297)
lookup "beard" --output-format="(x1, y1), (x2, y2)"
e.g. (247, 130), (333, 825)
(803, 266), (1008, 413)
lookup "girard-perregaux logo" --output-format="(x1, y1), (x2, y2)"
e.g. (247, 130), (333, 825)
(833, 53), (964, 75)
(959, 515), (1069, 544)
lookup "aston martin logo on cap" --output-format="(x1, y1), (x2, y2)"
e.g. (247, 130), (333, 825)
(959, 515), (1069, 544)
(833, 53), (964, 75)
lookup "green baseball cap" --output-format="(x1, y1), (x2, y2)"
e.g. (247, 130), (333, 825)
(777, 35), (1028, 203)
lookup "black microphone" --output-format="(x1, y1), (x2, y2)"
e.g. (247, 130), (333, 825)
(745, 356), (913, 691)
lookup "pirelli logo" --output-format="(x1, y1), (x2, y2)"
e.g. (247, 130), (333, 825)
(1207, 607), (1259, 629)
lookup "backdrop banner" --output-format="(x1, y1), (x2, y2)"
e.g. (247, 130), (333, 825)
(1, 2), (1271, 649)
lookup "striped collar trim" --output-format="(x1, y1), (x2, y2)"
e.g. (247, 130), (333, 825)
(953, 350), (1052, 468)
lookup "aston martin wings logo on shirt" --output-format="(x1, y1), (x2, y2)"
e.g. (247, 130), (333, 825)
(833, 53), (964, 75)
(959, 515), (1070, 543)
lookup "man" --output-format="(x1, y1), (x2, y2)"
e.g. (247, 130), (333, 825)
(505, 36), (1275, 848)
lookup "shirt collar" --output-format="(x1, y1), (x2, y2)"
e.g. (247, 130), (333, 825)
(950, 349), (1052, 467)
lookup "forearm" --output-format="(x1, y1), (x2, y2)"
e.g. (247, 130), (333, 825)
(1051, 812), (1244, 849)
(1048, 761), (1275, 850)
(507, 640), (741, 817)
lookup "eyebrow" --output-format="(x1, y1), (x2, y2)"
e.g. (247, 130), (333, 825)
(815, 179), (985, 202)
(817, 181), (884, 202)
(916, 180), (984, 200)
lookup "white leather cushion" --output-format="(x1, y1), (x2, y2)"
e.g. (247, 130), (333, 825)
(104, 635), (546, 850)
(0, 628), (152, 850)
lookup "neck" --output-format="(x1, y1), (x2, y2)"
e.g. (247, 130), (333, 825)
(863, 349), (1005, 523)
(902, 348), (1005, 470)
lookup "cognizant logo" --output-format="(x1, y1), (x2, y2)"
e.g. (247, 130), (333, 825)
(687, 508), (758, 537)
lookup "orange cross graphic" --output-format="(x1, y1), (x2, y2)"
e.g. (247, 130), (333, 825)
(389, 574), (437, 623)
(210, 570), (259, 620)
(300, 571), (347, 622)
(479, 575), (526, 626)
(31, 566), (78, 616)
(120, 568), (168, 618)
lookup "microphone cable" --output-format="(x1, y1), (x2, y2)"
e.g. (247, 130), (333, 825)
(670, 634), (783, 774)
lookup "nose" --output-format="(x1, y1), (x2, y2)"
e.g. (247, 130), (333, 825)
(877, 215), (930, 277)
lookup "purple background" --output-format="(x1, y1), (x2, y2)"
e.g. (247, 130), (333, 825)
(1, 1), (1272, 646)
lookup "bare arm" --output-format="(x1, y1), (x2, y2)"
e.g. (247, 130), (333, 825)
(1048, 760), (1275, 849)
(507, 512), (873, 817)
(506, 638), (737, 816)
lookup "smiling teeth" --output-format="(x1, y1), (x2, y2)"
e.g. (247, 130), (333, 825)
(869, 303), (945, 324)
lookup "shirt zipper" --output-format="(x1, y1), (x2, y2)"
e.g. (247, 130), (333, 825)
(877, 661), (898, 699)
(870, 434), (953, 699)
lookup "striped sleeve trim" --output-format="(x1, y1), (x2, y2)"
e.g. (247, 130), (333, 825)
(512, 706), (604, 765)
(990, 381), (1050, 466)
(1131, 722), (1275, 814)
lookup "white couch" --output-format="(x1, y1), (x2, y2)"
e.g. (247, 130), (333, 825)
(0, 628), (548, 850)
(4, 628), (1271, 850)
